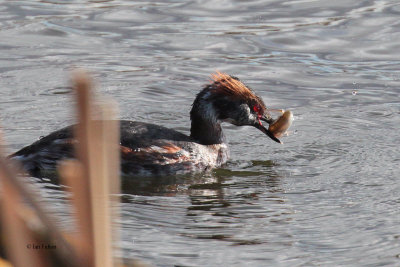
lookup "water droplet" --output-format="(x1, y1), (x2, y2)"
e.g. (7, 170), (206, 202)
(352, 90), (357, 96)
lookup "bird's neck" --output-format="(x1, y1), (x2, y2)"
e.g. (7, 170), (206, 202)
(190, 114), (225, 145)
(190, 90), (226, 145)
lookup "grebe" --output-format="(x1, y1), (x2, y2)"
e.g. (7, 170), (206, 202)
(11, 72), (282, 177)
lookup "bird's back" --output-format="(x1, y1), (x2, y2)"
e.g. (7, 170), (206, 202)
(11, 120), (228, 177)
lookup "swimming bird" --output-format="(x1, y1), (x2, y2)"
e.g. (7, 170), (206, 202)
(11, 72), (281, 177)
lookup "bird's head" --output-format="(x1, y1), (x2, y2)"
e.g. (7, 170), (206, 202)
(191, 72), (281, 144)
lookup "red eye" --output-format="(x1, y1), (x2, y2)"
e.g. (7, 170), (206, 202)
(253, 105), (262, 125)
(253, 105), (260, 113)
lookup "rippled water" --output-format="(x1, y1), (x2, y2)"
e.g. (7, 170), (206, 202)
(1, 1), (400, 266)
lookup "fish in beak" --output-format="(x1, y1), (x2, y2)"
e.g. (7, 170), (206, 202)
(256, 110), (293, 144)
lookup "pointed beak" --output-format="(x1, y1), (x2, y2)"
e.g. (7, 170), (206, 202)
(254, 111), (283, 144)
(254, 120), (282, 144)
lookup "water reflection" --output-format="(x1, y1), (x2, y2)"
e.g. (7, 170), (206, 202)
(3, 0), (400, 265)
(120, 160), (281, 196)
(120, 160), (291, 250)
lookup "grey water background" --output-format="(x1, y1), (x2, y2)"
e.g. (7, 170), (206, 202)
(1, 0), (399, 266)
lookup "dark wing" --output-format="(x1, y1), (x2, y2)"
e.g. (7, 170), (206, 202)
(118, 121), (196, 175)
(10, 125), (75, 176)
(119, 140), (195, 176)
(11, 121), (194, 177)
(119, 120), (191, 148)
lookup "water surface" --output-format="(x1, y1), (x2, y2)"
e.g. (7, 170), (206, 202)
(1, 1), (399, 266)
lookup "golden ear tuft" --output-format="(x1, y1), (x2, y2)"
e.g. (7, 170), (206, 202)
(210, 71), (258, 102)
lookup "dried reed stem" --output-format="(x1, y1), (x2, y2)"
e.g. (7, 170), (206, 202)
(62, 71), (120, 267)
(0, 132), (79, 267)
(1, 70), (121, 267)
